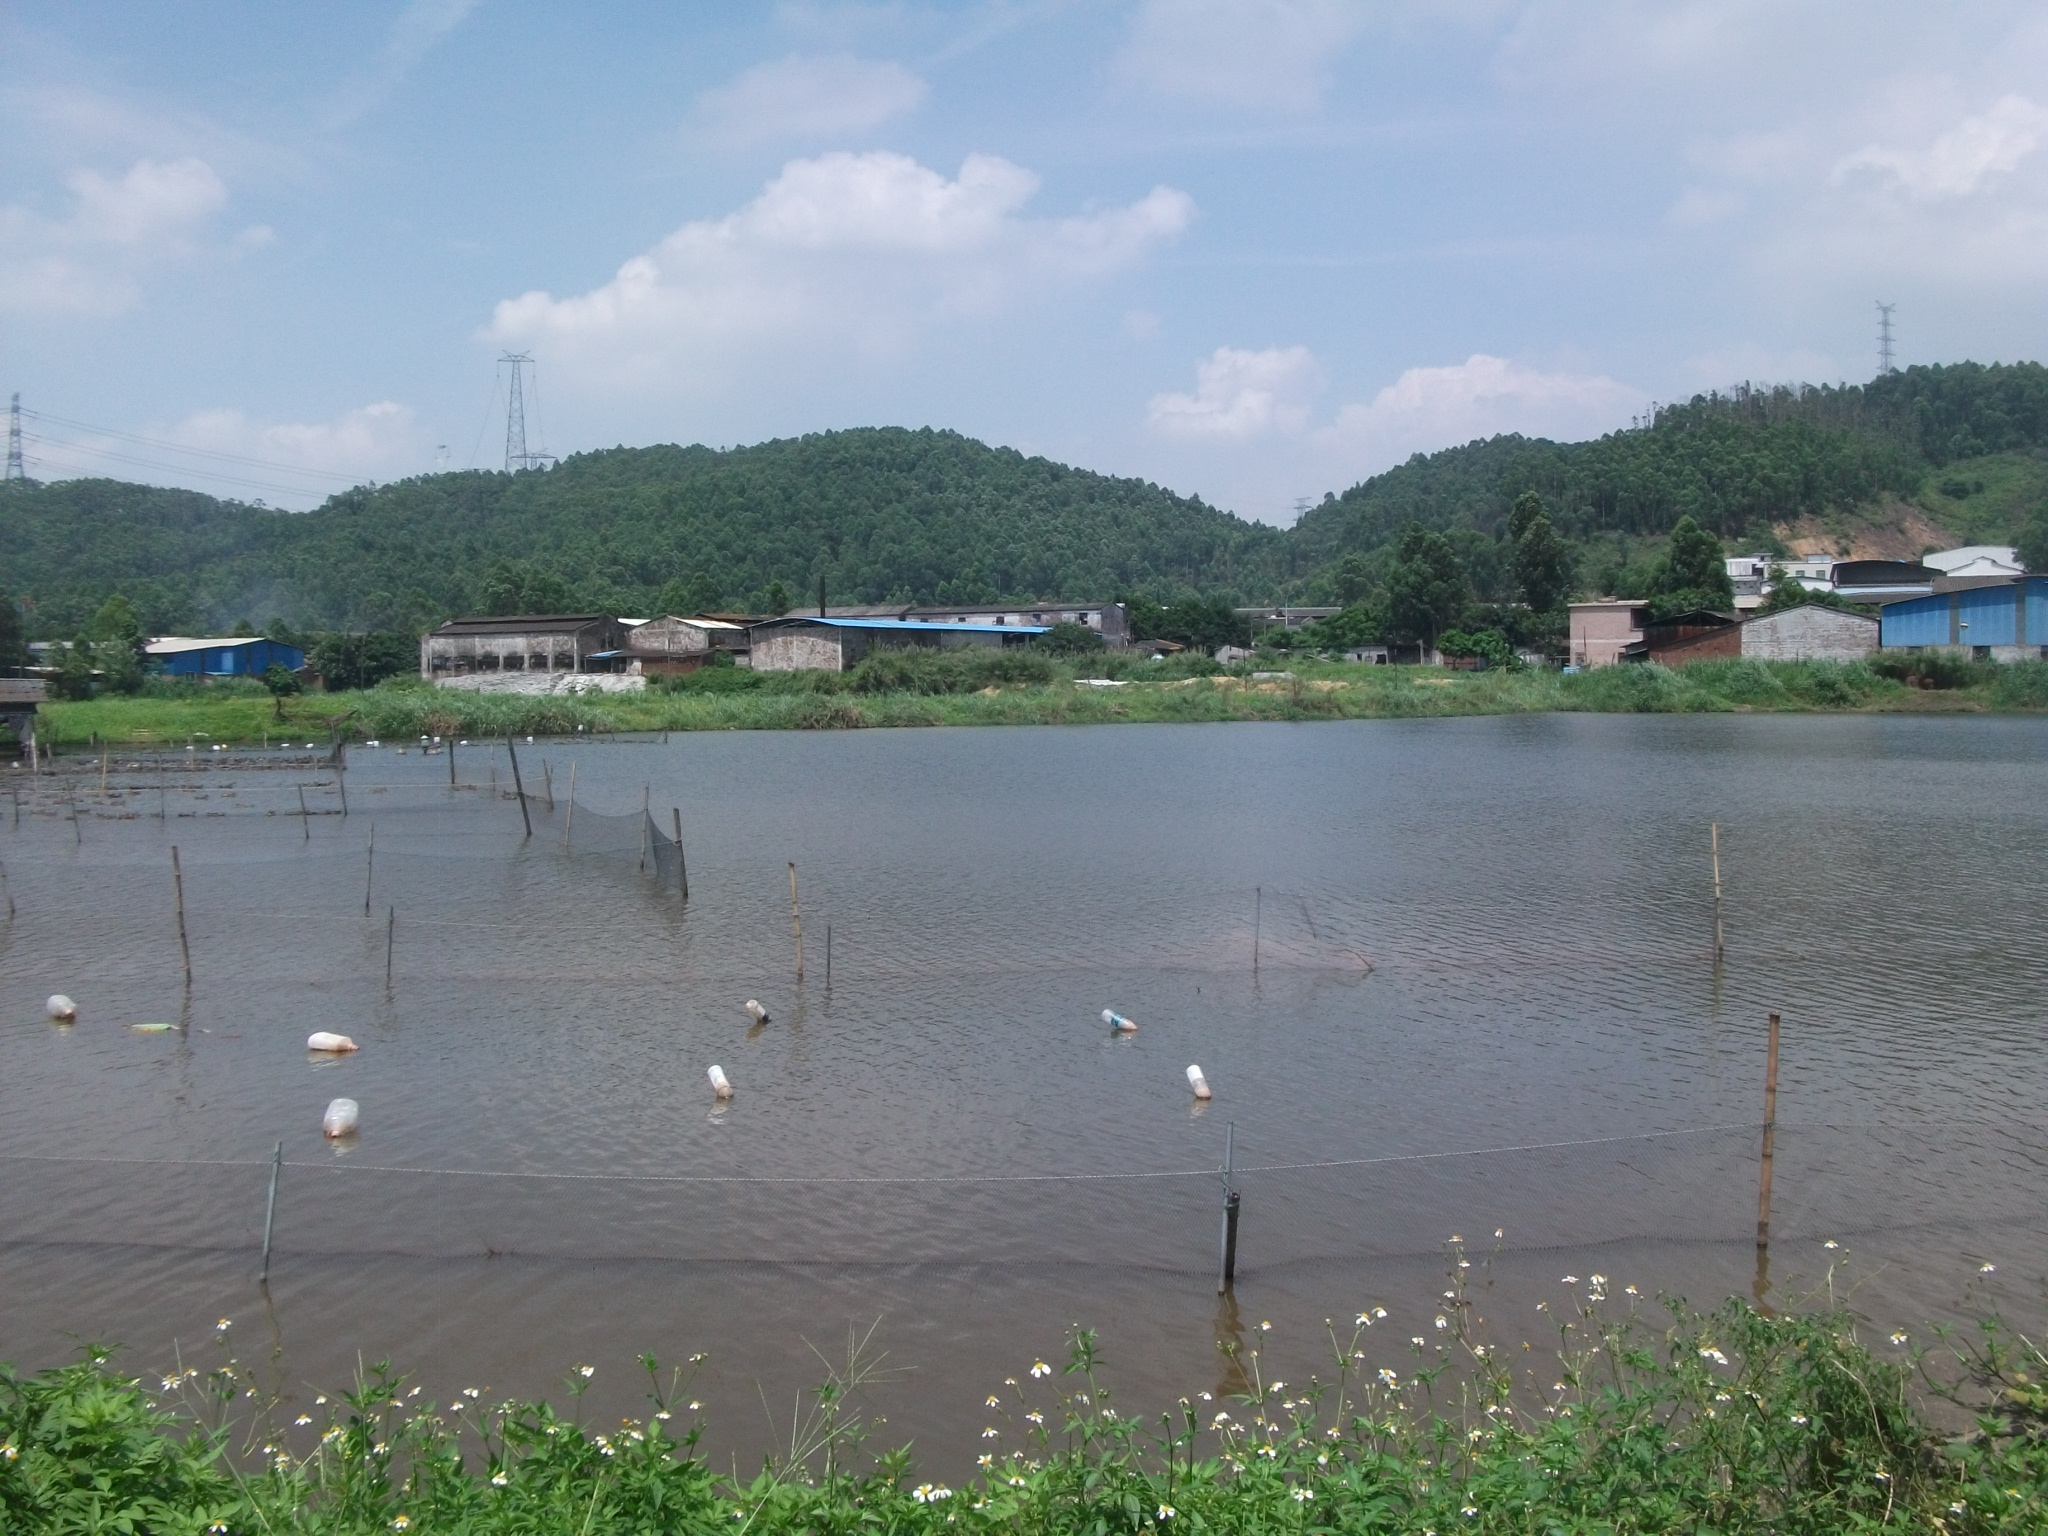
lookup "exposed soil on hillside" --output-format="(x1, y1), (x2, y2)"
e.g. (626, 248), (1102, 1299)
(1775, 500), (1956, 561)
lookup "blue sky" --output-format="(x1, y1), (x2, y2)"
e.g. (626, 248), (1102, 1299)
(5, 1), (2047, 522)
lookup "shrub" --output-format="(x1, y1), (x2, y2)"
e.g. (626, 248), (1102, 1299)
(1870, 650), (1987, 690)
(1990, 658), (2048, 708)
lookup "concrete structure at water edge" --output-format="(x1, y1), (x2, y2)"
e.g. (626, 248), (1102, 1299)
(749, 616), (1049, 672)
(0, 676), (44, 758)
(1568, 600), (1648, 667)
(146, 636), (307, 678)
(1880, 576), (2048, 661)
(420, 614), (627, 683)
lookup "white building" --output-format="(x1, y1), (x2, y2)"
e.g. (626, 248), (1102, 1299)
(1923, 545), (2023, 578)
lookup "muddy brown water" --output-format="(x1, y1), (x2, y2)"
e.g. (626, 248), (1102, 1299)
(1, 714), (2043, 1474)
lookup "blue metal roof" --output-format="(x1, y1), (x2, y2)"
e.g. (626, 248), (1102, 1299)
(757, 616), (1051, 635)
(1881, 576), (2048, 648)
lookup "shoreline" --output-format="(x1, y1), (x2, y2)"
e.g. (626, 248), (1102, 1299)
(23, 656), (2048, 748)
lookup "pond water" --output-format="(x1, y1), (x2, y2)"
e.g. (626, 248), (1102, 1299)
(1, 713), (2043, 1472)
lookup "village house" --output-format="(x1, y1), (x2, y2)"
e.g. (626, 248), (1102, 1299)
(617, 614), (750, 676)
(1636, 604), (1879, 666)
(1880, 575), (2048, 661)
(749, 616), (1049, 672)
(789, 602), (1128, 646)
(419, 614), (626, 681)
(145, 635), (306, 678)
(1567, 600), (1649, 667)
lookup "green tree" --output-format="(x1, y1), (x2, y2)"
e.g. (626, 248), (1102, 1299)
(760, 579), (796, 616)
(52, 638), (97, 700)
(1506, 489), (1547, 543)
(1759, 572), (1855, 615)
(478, 560), (571, 616)
(1383, 526), (1471, 647)
(1032, 621), (1105, 654)
(655, 572), (724, 617)
(1648, 515), (1736, 617)
(2017, 506), (2048, 575)
(1332, 552), (1374, 604)
(1511, 501), (1575, 614)
(309, 632), (417, 690)
(0, 589), (28, 675)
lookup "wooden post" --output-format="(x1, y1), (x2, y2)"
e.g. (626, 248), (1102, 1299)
(0, 858), (14, 920)
(68, 786), (81, 846)
(825, 924), (832, 990)
(259, 1140), (282, 1282)
(448, 736), (457, 787)
(1711, 822), (1725, 961)
(100, 747), (108, 795)
(297, 785), (310, 840)
(363, 825), (375, 914)
(639, 785), (650, 870)
(1756, 1011), (1781, 1251)
(505, 735), (533, 837)
(170, 845), (192, 985)
(673, 808), (687, 898)
(542, 759), (554, 811)
(337, 758), (348, 818)
(385, 906), (395, 988)
(563, 762), (576, 846)
(1253, 886), (1261, 971)
(789, 862), (804, 980)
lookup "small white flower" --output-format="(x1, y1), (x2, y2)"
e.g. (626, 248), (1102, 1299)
(1379, 1369), (1400, 1385)
(1157, 1504), (1177, 1520)
(391, 1520), (410, 1532)
(216, 1318), (232, 1332)
(1411, 1336), (1425, 1346)
(1890, 1331), (1909, 1346)
(1624, 1285), (1639, 1296)
(982, 1427), (999, 1438)
(1434, 1316), (1448, 1330)
(1026, 1411), (1044, 1425)
(1560, 1276), (1578, 1284)
(1212, 1411), (1231, 1425)
(1823, 1240), (1838, 1250)
(977, 1453), (993, 1468)
(688, 1401), (701, 1411)
(0, 1444), (16, 1462)
(1290, 1486), (1313, 1502)
(1790, 1413), (1809, 1425)
(1462, 1505), (1479, 1518)
(986, 1395), (1001, 1407)
(491, 1471), (509, 1486)
(911, 1483), (952, 1502)
(1980, 1262), (1997, 1273)
(463, 1387), (481, 1399)
(1030, 1361), (1050, 1378)
(654, 1411), (671, 1421)
(577, 1365), (594, 1379)
(1259, 1320), (1272, 1331)
(1698, 1347), (1729, 1366)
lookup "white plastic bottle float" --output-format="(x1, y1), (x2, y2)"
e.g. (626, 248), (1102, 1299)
(1103, 1009), (1138, 1033)
(322, 1098), (359, 1138)
(1186, 1064), (1212, 1100)
(45, 994), (77, 1022)
(306, 1032), (358, 1053)
(707, 1065), (733, 1100)
(744, 999), (770, 1024)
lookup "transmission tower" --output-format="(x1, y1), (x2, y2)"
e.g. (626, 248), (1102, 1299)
(1875, 301), (1897, 376)
(499, 354), (556, 472)
(4, 393), (24, 484)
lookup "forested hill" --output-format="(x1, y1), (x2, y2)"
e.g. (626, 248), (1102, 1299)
(1, 429), (1286, 637)
(5, 362), (2047, 637)
(1290, 360), (2048, 566)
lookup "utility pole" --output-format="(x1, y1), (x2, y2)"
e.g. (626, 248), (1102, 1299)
(4, 394), (24, 484)
(1876, 302), (1897, 377)
(500, 355), (556, 473)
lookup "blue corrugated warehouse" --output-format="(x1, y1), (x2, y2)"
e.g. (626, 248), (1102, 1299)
(145, 636), (307, 678)
(1879, 576), (2048, 659)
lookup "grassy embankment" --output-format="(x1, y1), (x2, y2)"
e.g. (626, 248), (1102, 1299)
(4, 1272), (2045, 1534)
(34, 651), (2048, 750)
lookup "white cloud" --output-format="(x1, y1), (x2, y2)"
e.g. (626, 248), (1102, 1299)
(1147, 346), (1322, 438)
(1665, 186), (1744, 226)
(1114, 0), (1369, 111)
(326, 0), (482, 126)
(488, 151), (1193, 388)
(1141, 348), (1643, 521)
(38, 402), (427, 509)
(1321, 354), (1643, 460)
(1832, 93), (2048, 201)
(688, 54), (926, 145)
(0, 156), (237, 317)
(1682, 342), (1845, 389)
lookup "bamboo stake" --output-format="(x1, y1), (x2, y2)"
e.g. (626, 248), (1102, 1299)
(639, 785), (650, 870)
(0, 858), (13, 920)
(563, 763), (576, 847)
(337, 756), (348, 818)
(1756, 1011), (1781, 1251)
(825, 924), (831, 990)
(259, 1140), (282, 1282)
(673, 808), (687, 898)
(448, 736), (456, 788)
(297, 785), (310, 840)
(542, 759), (553, 811)
(789, 862), (804, 980)
(505, 735), (532, 837)
(99, 747), (108, 795)
(385, 906), (395, 988)
(363, 825), (375, 914)
(68, 786), (81, 846)
(1711, 822), (1725, 961)
(1253, 886), (1261, 971)
(170, 845), (192, 985)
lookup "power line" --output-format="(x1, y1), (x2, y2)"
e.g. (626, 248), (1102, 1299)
(19, 435), (343, 502)
(20, 407), (367, 482)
